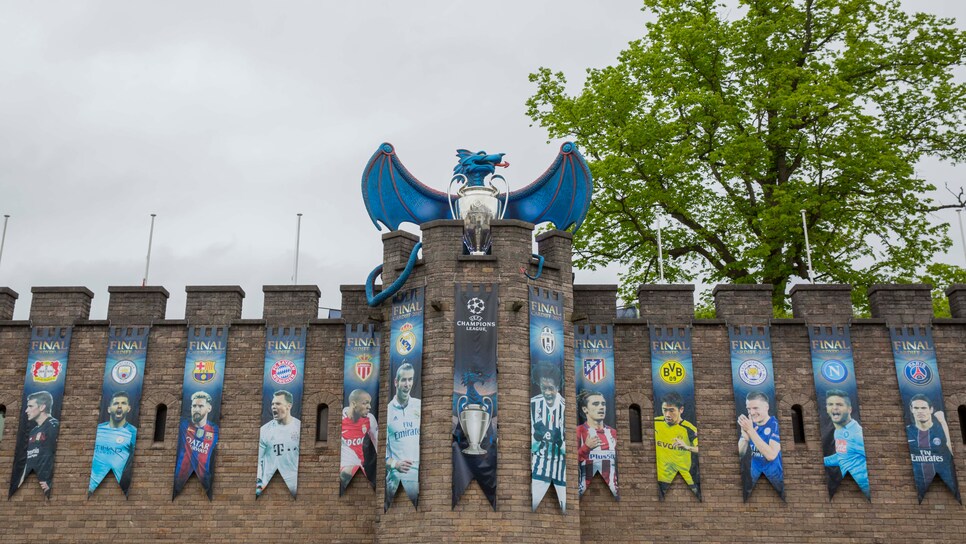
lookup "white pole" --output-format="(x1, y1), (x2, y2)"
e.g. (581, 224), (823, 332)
(293, 213), (303, 284)
(0, 215), (9, 273)
(957, 209), (966, 267)
(801, 209), (815, 283)
(142, 214), (157, 287)
(656, 215), (665, 283)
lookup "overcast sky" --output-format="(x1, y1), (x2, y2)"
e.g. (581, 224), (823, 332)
(1, 1), (964, 320)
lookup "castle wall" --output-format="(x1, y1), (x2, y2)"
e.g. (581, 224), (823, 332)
(1, 234), (965, 543)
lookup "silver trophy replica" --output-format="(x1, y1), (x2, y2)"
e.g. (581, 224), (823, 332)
(457, 395), (493, 455)
(448, 174), (509, 255)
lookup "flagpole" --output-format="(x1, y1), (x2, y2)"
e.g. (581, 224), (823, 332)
(656, 215), (665, 283)
(957, 209), (966, 267)
(293, 213), (303, 284)
(142, 214), (157, 287)
(0, 214), (9, 274)
(801, 209), (815, 283)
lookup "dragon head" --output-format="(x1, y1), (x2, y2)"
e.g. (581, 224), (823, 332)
(461, 368), (492, 387)
(454, 149), (509, 185)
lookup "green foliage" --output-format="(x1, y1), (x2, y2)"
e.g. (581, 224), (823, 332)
(528, 0), (966, 308)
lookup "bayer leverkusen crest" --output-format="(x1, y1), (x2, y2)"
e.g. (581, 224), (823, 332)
(31, 360), (61, 383)
(355, 355), (373, 381)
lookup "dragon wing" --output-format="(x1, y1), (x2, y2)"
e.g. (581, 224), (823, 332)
(361, 143), (451, 231)
(505, 142), (593, 232)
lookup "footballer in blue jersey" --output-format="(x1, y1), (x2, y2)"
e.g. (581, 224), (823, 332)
(823, 390), (870, 497)
(905, 394), (958, 501)
(738, 392), (783, 498)
(89, 391), (138, 495)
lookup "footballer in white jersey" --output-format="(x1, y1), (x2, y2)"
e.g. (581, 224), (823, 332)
(257, 391), (301, 496)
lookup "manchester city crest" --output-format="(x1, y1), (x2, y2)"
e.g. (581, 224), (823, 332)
(112, 359), (138, 384)
(540, 326), (556, 354)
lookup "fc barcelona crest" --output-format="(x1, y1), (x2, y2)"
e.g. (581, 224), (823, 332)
(584, 358), (605, 384)
(540, 326), (556, 354)
(355, 355), (374, 381)
(192, 360), (217, 383)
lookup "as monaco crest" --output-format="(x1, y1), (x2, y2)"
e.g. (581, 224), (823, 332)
(355, 355), (373, 381)
(31, 361), (61, 383)
(584, 358), (605, 384)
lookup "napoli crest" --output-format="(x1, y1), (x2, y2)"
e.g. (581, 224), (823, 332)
(903, 360), (932, 386)
(738, 359), (767, 386)
(584, 358), (605, 384)
(396, 322), (416, 356)
(271, 359), (298, 385)
(31, 361), (61, 383)
(355, 355), (373, 381)
(820, 360), (848, 383)
(540, 326), (556, 354)
(111, 360), (138, 384)
(192, 360), (217, 384)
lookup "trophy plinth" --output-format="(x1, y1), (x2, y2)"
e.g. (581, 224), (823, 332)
(448, 176), (508, 255)
(458, 402), (492, 455)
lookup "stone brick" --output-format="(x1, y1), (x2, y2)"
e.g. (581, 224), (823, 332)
(868, 283), (933, 325)
(107, 286), (169, 324)
(637, 284), (694, 324)
(185, 286), (245, 325)
(790, 283), (853, 322)
(262, 285), (320, 324)
(945, 283), (966, 318)
(381, 230), (420, 286)
(29, 286), (93, 324)
(0, 287), (18, 320)
(712, 284), (772, 322)
(573, 284), (617, 323)
(340, 284), (380, 323)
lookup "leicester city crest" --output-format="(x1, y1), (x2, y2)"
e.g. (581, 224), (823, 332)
(738, 359), (767, 386)
(584, 358), (605, 384)
(540, 326), (556, 355)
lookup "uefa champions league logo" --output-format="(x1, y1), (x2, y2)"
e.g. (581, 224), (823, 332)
(467, 297), (485, 315)
(738, 359), (767, 386)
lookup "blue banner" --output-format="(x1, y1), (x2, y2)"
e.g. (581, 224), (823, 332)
(729, 325), (783, 500)
(890, 326), (961, 503)
(808, 324), (870, 499)
(529, 287), (566, 512)
(88, 326), (150, 497)
(257, 326), (307, 498)
(574, 324), (618, 500)
(173, 326), (228, 500)
(8, 326), (73, 499)
(385, 287), (424, 511)
(341, 323), (380, 494)
(650, 325), (701, 501)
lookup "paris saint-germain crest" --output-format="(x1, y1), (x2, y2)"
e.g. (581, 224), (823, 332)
(584, 358), (605, 384)
(540, 326), (556, 354)
(903, 360), (932, 386)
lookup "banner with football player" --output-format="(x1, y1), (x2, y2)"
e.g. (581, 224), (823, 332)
(340, 323), (380, 495)
(88, 326), (150, 497)
(650, 325), (701, 501)
(529, 287), (566, 512)
(728, 325), (784, 501)
(257, 326), (307, 498)
(452, 283), (499, 509)
(8, 326), (73, 499)
(385, 287), (424, 511)
(173, 326), (228, 500)
(574, 324), (618, 500)
(889, 325), (961, 503)
(808, 324), (870, 500)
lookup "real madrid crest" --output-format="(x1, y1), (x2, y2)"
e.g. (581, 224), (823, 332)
(396, 322), (417, 356)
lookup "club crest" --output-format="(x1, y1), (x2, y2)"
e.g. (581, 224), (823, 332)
(584, 358), (605, 384)
(355, 355), (373, 381)
(31, 360), (61, 383)
(903, 360), (932, 386)
(738, 359), (767, 386)
(271, 359), (298, 385)
(111, 360), (138, 384)
(192, 360), (217, 383)
(540, 326), (556, 354)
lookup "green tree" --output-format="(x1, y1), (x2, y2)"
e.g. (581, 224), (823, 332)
(528, 0), (966, 308)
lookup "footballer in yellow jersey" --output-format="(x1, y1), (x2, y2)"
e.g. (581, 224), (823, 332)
(654, 393), (701, 499)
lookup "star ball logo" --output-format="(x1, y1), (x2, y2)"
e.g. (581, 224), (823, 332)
(738, 359), (767, 386)
(820, 360), (848, 383)
(271, 359), (298, 385)
(112, 360), (138, 384)
(903, 360), (932, 386)
(192, 360), (217, 384)
(467, 297), (485, 315)
(355, 354), (374, 381)
(396, 322), (416, 356)
(31, 361), (61, 383)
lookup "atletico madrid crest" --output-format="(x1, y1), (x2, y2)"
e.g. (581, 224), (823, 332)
(584, 358), (605, 384)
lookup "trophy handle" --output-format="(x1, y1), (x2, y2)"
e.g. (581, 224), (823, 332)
(482, 396), (493, 414)
(457, 394), (469, 413)
(448, 174), (467, 219)
(490, 174), (509, 220)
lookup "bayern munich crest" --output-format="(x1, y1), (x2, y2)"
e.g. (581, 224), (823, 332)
(738, 359), (767, 386)
(820, 359), (848, 383)
(355, 355), (374, 381)
(903, 360), (932, 386)
(271, 359), (298, 384)
(540, 326), (556, 354)
(111, 359), (138, 384)
(584, 358), (605, 384)
(396, 322), (416, 355)
(31, 360), (61, 383)
(192, 360), (217, 383)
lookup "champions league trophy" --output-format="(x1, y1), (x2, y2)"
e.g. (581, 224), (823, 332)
(457, 395), (493, 455)
(448, 172), (508, 255)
